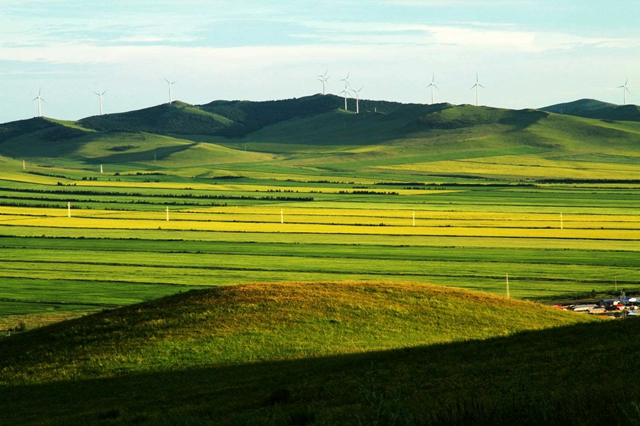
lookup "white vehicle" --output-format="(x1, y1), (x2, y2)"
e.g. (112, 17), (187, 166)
(572, 304), (598, 312)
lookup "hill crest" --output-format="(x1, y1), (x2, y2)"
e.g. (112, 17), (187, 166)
(542, 98), (640, 122)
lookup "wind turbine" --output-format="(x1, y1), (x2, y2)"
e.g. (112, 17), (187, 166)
(164, 79), (177, 104)
(352, 86), (364, 114)
(93, 90), (107, 115)
(618, 78), (630, 105)
(340, 72), (351, 110)
(470, 73), (485, 106)
(318, 69), (329, 95)
(33, 88), (46, 117)
(426, 73), (439, 105)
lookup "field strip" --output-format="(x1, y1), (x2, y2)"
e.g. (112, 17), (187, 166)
(0, 297), (119, 308)
(3, 227), (640, 251)
(3, 213), (640, 229)
(2, 246), (639, 268)
(1, 256), (637, 282)
(2, 215), (640, 239)
(3, 206), (640, 222)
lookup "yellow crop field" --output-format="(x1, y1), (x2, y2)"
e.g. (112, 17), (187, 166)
(2, 212), (640, 240)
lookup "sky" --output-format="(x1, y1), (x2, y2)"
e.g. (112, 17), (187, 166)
(1, 0), (640, 123)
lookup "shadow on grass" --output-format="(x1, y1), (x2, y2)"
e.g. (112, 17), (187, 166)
(1, 319), (639, 425)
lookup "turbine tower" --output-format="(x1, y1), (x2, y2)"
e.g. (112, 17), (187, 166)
(426, 73), (439, 105)
(32, 88), (46, 117)
(470, 73), (486, 106)
(318, 70), (329, 95)
(165, 79), (177, 104)
(618, 78), (630, 105)
(353, 86), (364, 114)
(93, 90), (107, 115)
(340, 72), (351, 110)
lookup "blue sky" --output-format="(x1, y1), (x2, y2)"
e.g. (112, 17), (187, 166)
(2, 0), (640, 123)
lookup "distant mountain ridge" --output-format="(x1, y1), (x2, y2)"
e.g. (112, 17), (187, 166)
(541, 98), (640, 122)
(78, 94), (406, 138)
(1, 95), (640, 178)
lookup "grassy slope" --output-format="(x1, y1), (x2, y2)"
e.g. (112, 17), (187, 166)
(541, 98), (617, 114)
(226, 103), (640, 179)
(78, 102), (235, 135)
(4, 321), (639, 426)
(0, 129), (272, 170)
(542, 98), (640, 122)
(3, 98), (640, 179)
(0, 281), (607, 425)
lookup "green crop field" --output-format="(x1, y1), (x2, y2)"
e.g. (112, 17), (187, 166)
(1, 178), (639, 324)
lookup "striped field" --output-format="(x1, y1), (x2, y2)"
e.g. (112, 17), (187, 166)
(1, 169), (639, 330)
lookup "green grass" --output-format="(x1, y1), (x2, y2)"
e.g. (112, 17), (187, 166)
(5, 96), (640, 180)
(542, 98), (640, 121)
(2, 282), (638, 425)
(0, 176), (639, 317)
(2, 281), (620, 425)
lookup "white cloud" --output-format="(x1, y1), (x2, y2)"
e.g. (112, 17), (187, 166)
(115, 36), (166, 43)
(2, 22), (637, 69)
(297, 22), (640, 53)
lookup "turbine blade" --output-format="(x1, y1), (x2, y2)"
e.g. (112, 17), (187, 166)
(359, 86), (364, 92)
(164, 78), (170, 84)
(172, 81), (178, 84)
(41, 98), (47, 103)
(434, 84), (439, 90)
(102, 90), (107, 95)
(93, 92), (100, 96)
(32, 97), (38, 101)
(479, 84), (486, 89)
(470, 85), (476, 90)
(626, 88), (631, 94)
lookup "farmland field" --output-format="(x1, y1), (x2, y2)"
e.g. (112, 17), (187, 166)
(2, 100), (640, 331)
(1, 158), (639, 330)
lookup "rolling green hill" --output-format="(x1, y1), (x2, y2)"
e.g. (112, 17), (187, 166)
(3, 281), (629, 426)
(79, 101), (235, 136)
(541, 99), (616, 115)
(77, 95), (405, 138)
(542, 98), (640, 122)
(2, 96), (640, 180)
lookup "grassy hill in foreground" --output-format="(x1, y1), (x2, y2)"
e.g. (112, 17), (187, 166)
(4, 282), (633, 425)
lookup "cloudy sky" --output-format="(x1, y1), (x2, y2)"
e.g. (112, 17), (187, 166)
(1, 0), (639, 123)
